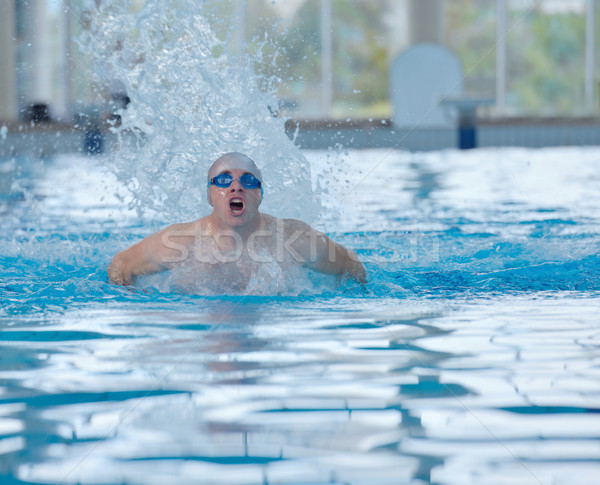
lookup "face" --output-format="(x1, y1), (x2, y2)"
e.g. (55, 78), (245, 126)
(209, 168), (262, 229)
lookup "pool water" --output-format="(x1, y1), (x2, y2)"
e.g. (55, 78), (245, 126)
(1, 147), (600, 484)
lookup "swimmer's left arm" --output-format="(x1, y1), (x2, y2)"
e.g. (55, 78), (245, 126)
(287, 220), (366, 284)
(314, 234), (366, 284)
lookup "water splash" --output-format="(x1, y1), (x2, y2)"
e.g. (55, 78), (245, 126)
(80, 0), (320, 223)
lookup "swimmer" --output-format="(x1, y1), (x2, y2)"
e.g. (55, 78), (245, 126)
(107, 152), (366, 289)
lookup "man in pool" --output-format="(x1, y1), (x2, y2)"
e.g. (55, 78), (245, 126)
(107, 152), (366, 289)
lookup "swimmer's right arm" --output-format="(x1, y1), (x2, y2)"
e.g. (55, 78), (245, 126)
(107, 236), (167, 286)
(107, 224), (194, 286)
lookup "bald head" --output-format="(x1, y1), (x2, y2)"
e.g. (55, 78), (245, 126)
(207, 152), (263, 206)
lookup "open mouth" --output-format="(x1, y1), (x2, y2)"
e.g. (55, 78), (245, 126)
(229, 197), (244, 214)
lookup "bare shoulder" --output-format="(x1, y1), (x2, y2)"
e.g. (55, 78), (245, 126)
(280, 217), (319, 235)
(258, 215), (323, 239)
(132, 218), (205, 262)
(161, 218), (206, 237)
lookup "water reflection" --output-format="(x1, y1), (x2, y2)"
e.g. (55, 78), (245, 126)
(406, 160), (443, 203)
(0, 301), (475, 484)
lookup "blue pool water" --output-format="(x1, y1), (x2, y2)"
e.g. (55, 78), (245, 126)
(1, 146), (600, 484)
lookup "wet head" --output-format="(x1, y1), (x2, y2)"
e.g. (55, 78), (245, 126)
(207, 153), (263, 230)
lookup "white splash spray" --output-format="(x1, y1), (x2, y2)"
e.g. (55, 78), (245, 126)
(80, 0), (320, 224)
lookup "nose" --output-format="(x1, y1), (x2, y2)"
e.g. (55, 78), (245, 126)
(229, 178), (244, 191)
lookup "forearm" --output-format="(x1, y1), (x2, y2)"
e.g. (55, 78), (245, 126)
(310, 240), (366, 284)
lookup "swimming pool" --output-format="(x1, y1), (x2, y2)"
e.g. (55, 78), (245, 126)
(1, 146), (599, 484)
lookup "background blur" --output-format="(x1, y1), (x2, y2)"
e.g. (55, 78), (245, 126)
(0, 0), (598, 124)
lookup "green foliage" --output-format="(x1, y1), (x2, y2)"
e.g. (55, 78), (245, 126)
(253, 0), (595, 118)
(507, 7), (587, 115)
(247, 0), (392, 118)
(330, 0), (390, 111)
(445, 0), (496, 96)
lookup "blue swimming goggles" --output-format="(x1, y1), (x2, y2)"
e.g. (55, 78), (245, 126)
(208, 172), (262, 190)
